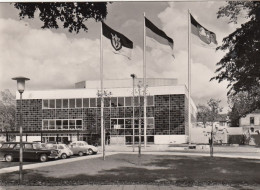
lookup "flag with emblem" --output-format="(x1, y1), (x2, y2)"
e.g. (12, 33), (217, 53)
(190, 14), (217, 47)
(145, 17), (174, 57)
(102, 22), (133, 59)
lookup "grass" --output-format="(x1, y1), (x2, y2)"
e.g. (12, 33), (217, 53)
(0, 154), (260, 186)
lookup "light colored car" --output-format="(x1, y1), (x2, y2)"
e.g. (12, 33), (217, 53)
(45, 143), (73, 159)
(69, 141), (98, 156)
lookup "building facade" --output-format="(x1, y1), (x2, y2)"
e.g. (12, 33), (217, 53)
(14, 79), (197, 145)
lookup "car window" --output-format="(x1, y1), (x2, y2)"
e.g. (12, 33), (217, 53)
(58, 145), (64, 149)
(14, 144), (20, 149)
(1, 144), (11, 149)
(65, 145), (69, 149)
(33, 144), (41, 149)
(53, 145), (57, 149)
(24, 144), (33, 149)
(71, 143), (76, 146)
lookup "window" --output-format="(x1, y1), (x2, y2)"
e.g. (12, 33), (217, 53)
(147, 96), (154, 106)
(24, 144), (33, 149)
(69, 120), (75, 130)
(49, 120), (55, 130)
(69, 99), (75, 108)
(49, 99), (55, 108)
(76, 99), (82, 108)
(250, 117), (255, 125)
(104, 98), (110, 107)
(56, 99), (62, 108)
(83, 98), (89, 108)
(90, 98), (96, 107)
(63, 99), (68, 108)
(56, 120), (62, 130)
(134, 97), (139, 107)
(125, 97), (132, 107)
(76, 120), (82, 129)
(118, 97), (124, 107)
(97, 98), (101, 107)
(43, 100), (48, 109)
(63, 120), (68, 129)
(111, 97), (117, 107)
(43, 120), (48, 130)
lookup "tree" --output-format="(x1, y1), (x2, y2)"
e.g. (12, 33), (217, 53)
(197, 104), (210, 128)
(0, 90), (16, 131)
(13, 2), (108, 33)
(197, 99), (223, 127)
(211, 2), (260, 99)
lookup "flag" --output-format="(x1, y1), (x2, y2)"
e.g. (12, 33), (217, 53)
(145, 17), (174, 57)
(190, 14), (217, 47)
(102, 22), (133, 59)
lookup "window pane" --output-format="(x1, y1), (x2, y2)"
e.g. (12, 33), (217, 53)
(134, 97), (139, 107)
(111, 119), (117, 129)
(83, 98), (89, 108)
(63, 120), (68, 129)
(63, 99), (68, 108)
(49, 120), (55, 130)
(69, 120), (75, 129)
(111, 97), (117, 107)
(104, 98), (110, 107)
(56, 99), (62, 108)
(76, 120), (82, 129)
(140, 97), (144, 106)
(56, 120), (62, 130)
(49, 99), (55, 108)
(97, 98), (101, 107)
(147, 96), (154, 106)
(76, 99), (82, 108)
(90, 98), (96, 107)
(125, 97), (132, 107)
(69, 99), (75, 108)
(118, 97), (124, 107)
(43, 100), (48, 109)
(43, 120), (48, 130)
(147, 118), (154, 125)
(118, 119), (124, 125)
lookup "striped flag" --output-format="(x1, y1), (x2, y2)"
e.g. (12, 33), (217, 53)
(102, 22), (133, 59)
(145, 17), (174, 57)
(190, 14), (217, 47)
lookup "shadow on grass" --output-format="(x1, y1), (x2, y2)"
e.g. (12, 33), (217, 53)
(0, 154), (260, 186)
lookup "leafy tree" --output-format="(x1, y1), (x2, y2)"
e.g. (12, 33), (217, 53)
(13, 2), (108, 33)
(197, 99), (223, 127)
(0, 90), (16, 131)
(197, 104), (210, 128)
(211, 1), (260, 98)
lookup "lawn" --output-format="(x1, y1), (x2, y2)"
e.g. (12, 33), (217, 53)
(0, 154), (260, 186)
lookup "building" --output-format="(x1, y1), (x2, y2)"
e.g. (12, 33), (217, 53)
(13, 78), (197, 145)
(239, 110), (260, 134)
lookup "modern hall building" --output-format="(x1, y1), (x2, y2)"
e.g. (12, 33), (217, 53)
(13, 78), (197, 145)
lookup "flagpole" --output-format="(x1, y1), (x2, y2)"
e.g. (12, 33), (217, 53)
(100, 22), (105, 160)
(143, 12), (147, 149)
(188, 9), (192, 146)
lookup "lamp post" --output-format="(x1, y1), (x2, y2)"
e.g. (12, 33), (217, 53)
(137, 82), (142, 157)
(130, 74), (136, 152)
(12, 76), (30, 184)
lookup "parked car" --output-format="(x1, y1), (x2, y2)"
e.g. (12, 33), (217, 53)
(0, 142), (59, 162)
(69, 141), (98, 156)
(44, 143), (73, 159)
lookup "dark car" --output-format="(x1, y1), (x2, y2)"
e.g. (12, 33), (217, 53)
(0, 142), (59, 162)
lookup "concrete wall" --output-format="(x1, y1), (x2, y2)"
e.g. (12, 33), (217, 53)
(154, 135), (187, 144)
(16, 136), (41, 142)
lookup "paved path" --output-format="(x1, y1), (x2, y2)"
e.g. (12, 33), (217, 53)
(0, 185), (259, 190)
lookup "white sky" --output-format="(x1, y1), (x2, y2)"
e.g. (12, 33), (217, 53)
(0, 1), (247, 113)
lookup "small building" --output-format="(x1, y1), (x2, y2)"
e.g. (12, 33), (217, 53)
(239, 110), (260, 134)
(13, 78), (197, 145)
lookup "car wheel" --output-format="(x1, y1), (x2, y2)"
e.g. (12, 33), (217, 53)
(88, 149), (94, 155)
(61, 153), (67, 159)
(39, 154), (48, 162)
(78, 151), (83, 156)
(5, 155), (13, 162)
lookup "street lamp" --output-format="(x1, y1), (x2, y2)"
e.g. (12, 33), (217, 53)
(130, 74), (136, 152)
(12, 76), (30, 184)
